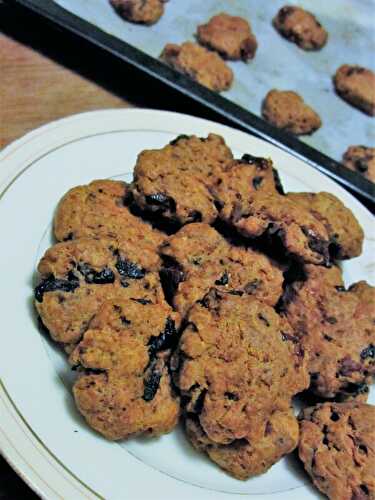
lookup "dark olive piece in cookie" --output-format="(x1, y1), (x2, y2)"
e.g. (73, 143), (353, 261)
(71, 298), (180, 440)
(343, 146), (375, 183)
(283, 264), (375, 400)
(286, 192), (364, 259)
(131, 133), (233, 225)
(173, 291), (309, 479)
(35, 238), (165, 347)
(262, 90), (322, 135)
(197, 13), (257, 61)
(109, 0), (165, 25)
(273, 6), (328, 50)
(160, 223), (284, 315)
(160, 42), (233, 92)
(299, 402), (375, 500)
(333, 65), (375, 116)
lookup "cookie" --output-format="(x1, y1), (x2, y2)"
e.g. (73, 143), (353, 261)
(160, 223), (284, 315)
(35, 238), (165, 346)
(273, 6), (328, 50)
(343, 146), (375, 183)
(286, 192), (364, 259)
(283, 264), (375, 399)
(160, 42), (233, 92)
(262, 90), (322, 135)
(333, 65), (375, 116)
(54, 180), (164, 267)
(131, 133), (233, 225)
(109, 0), (165, 25)
(71, 298), (180, 440)
(172, 290), (309, 479)
(197, 13), (257, 61)
(298, 402), (375, 500)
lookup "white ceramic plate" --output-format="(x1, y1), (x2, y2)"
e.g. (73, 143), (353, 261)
(0, 109), (374, 500)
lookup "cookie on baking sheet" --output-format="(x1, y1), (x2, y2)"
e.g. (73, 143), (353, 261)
(273, 6), (328, 50)
(283, 264), (375, 400)
(333, 65), (375, 116)
(343, 146), (375, 183)
(172, 290), (309, 479)
(71, 298), (180, 440)
(298, 402), (375, 500)
(54, 180), (164, 266)
(160, 223), (284, 315)
(35, 238), (165, 347)
(131, 133), (233, 225)
(286, 192), (364, 259)
(262, 90), (322, 135)
(109, 0), (165, 25)
(197, 13), (257, 61)
(160, 42), (233, 91)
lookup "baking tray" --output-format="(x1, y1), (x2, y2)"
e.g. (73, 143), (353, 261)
(9, 0), (375, 203)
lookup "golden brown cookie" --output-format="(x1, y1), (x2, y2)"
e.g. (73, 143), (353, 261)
(298, 402), (375, 500)
(160, 42), (233, 91)
(160, 223), (284, 315)
(286, 192), (364, 259)
(131, 133), (233, 225)
(54, 180), (164, 266)
(109, 0), (165, 25)
(283, 264), (375, 400)
(333, 65), (375, 116)
(343, 146), (375, 183)
(262, 90), (322, 135)
(172, 290), (309, 479)
(197, 13), (257, 61)
(273, 6), (328, 50)
(35, 238), (165, 346)
(71, 298), (180, 440)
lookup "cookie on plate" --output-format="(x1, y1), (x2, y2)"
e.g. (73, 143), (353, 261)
(54, 180), (164, 267)
(283, 264), (375, 400)
(160, 223), (284, 315)
(333, 65), (375, 116)
(262, 90), (322, 135)
(273, 6), (328, 50)
(342, 146), (375, 183)
(71, 298), (180, 440)
(298, 402), (375, 500)
(131, 133), (233, 225)
(173, 290), (309, 479)
(109, 0), (165, 25)
(197, 13), (257, 61)
(286, 192), (364, 259)
(160, 42), (233, 91)
(35, 238), (165, 347)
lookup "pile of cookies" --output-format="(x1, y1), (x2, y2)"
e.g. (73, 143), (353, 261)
(34, 134), (375, 499)
(108, 1), (375, 184)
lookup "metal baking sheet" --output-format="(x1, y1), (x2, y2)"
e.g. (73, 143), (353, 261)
(10, 0), (375, 203)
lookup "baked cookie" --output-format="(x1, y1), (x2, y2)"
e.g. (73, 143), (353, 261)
(131, 133), (233, 225)
(54, 180), (164, 267)
(286, 192), (364, 259)
(343, 146), (375, 183)
(35, 238), (165, 346)
(197, 13), (257, 61)
(262, 90), (322, 135)
(283, 264), (375, 399)
(172, 290), (309, 479)
(333, 65), (375, 116)
(299, 402), (375, 500)
(109, 0), (165, 25)
(273, 6), (328, 50)
(160, 42), (233, 91)
(71, 298), (180, 440)
(160, 223), (284, 315)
